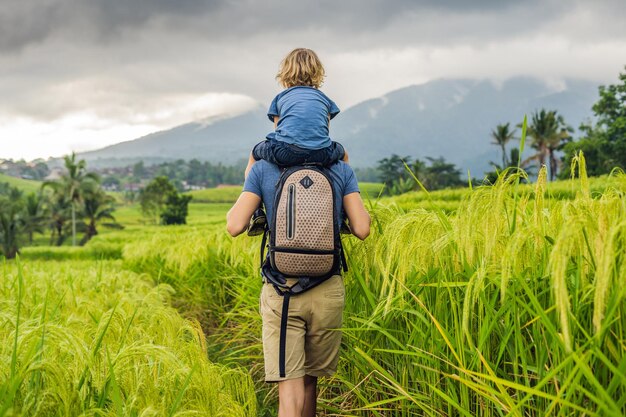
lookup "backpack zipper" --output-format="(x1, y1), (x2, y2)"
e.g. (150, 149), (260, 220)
(286, 183), (295, 240)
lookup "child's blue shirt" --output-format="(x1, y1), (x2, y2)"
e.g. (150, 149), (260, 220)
(266, 86), (340, 150)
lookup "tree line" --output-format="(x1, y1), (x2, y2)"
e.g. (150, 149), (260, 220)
(0, 154), (121, 258)
(376, 155), (465, 194)
(485, 109), (573, 182)
(101, 159), (246, 191)
(491, 67), (626, 181)
(0, 159), (50, 180)
(0, 156), (195, 259)
(379, 66), (626, 194)
(562, 68), (626, 177)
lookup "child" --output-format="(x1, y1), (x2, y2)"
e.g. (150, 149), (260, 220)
(246, 48), (350, 235)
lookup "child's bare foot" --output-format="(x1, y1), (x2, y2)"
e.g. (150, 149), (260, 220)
(247, 207), (267, 236)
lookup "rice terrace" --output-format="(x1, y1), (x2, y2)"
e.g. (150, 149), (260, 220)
(2, 2), (626, 416)
(2, 137), (626, 415)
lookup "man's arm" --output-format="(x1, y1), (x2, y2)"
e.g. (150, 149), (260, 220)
(343, 192), (370, 240)
(226, 191), (262, 237)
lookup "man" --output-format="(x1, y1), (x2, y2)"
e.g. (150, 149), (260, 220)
(226, 159), (370, 417)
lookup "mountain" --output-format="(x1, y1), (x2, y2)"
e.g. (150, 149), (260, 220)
(78, 77), (599, 176)
(77, 111), (268, 168)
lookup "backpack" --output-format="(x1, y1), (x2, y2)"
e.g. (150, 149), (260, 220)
(259, 165), (348, 377)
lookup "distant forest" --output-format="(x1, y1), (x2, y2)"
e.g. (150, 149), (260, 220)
(98, 160), (247, 191)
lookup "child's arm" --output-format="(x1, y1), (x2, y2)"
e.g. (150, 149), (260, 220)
(274, 116), (279, 129)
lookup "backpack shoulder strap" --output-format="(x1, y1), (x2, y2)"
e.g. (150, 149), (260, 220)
(259, 228), (269, 269)
(340, 238), (348, 272)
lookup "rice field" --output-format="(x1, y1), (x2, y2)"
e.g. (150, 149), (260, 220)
(186, 186), (244, 204)
(0, 260), (256, 416)
(0, 174), (42, 194)
(2, 159), (626, 416)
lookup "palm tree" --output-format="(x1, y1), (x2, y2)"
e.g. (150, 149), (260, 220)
(520, 110), (572, 181)
(23, 192), (48, 244)
(44, 153), (99, 246)
(546, 120), (573, 181)
(377, 154), (411, 191)
(0, 188), (25, 259)
(490, 123), (517, 168)
(48, 192), (72, 246)
(80, 188), (122, 245)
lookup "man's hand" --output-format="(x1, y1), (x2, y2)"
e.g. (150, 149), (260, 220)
(343, 192), (370, 240)
(226, 192), (262, 236)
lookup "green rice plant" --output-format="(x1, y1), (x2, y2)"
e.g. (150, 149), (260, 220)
(0, 259), (256, 416)
(122, 225), (276, 414)
(20, 242), (123, 261)
(122, 225), (262, 345)
(326, 152), (626, 415)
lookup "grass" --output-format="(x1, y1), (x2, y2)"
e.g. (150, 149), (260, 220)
(186, 186), (243, 203)
(114, 202), (231, 226)
(359, 182), (385, 198)
(0, 173), (42, 194)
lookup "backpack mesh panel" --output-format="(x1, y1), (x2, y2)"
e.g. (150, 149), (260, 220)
(273, 169), (336, 276)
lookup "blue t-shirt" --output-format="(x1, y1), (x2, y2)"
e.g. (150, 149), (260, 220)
(266, 86), (340, 150)
(243, 160), (359, 230)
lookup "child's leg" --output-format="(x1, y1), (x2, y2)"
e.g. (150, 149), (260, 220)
(251, 140), (300, 167)
(269, 142), (308, 167)
(306, 141), (346, 166)
(245, 140), (272, 179)
(334, 142), (347, 163)
(247, 205), (267, 236)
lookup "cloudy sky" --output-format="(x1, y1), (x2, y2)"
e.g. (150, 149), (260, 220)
(1, 0), (625, 160)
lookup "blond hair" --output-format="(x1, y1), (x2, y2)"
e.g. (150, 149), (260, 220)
(276, 48), (325, 89)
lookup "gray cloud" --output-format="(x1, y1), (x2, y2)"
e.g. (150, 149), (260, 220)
(0, 0), (222, 51)
(3, 0), (624, 57)
(1, 0), (559, 53)
(4, 0), (626, 50)
(0, 0), (625, 124)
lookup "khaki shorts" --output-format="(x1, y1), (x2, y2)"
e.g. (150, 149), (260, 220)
(260, 275), (345, 382)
